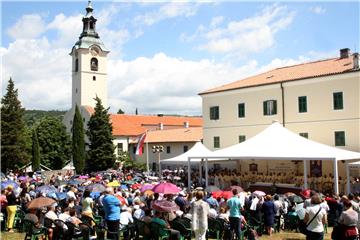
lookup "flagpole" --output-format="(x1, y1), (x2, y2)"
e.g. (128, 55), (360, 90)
(146, 130), (149, 174)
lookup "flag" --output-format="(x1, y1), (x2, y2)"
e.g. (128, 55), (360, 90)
(135, 132), (146, 155)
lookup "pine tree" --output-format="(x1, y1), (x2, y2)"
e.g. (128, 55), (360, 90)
(31, 130), (40, 171)
(1, 78), (29, 172)
(72, 105), (85, 173)
(86, 97), (115, 171)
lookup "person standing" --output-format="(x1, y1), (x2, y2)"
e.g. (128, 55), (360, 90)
(191, 191), (210, 240)
(262, 195), (276, 235)
(102, 187), (121, 240)
(6, 186), (18, 232)
(304, 194), (327, 240)
(227, 189), (242, 240)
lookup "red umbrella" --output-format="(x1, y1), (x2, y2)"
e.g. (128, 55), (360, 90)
(131, 183), (142, 190)
(222, 191), (233, 200)
(300, 189), (311, 199)
(152, 200), (179, 213)
(116, 195), (127, 206)
(212, 191), (223, 199)
(152, 182), (180, 194)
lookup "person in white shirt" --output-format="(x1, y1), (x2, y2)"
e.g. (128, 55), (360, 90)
(304, 194), (327, 240)
(66, 188), (77, 201)
(133, 205), (144, 220)
(120, 207), (134, 240)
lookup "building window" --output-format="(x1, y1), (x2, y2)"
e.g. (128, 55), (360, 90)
(93, 76), (96, 81)
(210, 106), (219, 120)
(117, 143), (123, 155)
(239, 135), (246, 143)
(183, 145), (188, 153)
(213, 136), (220, 148)
(335, 131), (345, 146)
(299, 132), (308, 138)
(333, 92), (343, 110)
(166, 146), (171, 154)
(298, 96), (307, 113)
(133, 146), (136, 154)
(75, 88), (78, 93)
(75, 58), (79, 72)
(238, 103), (245, 118)
(90, 58), (98, 71)
(263, 100), (277, 115)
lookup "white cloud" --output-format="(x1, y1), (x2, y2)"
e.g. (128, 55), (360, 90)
(186, 4), (295, 57)
(210, 16), (224, 28)
(310, 6), (326, 14)
(7, 14), (46, 39)
(134, 2), (201, 26)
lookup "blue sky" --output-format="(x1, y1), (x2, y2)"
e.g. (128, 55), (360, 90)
(1, 1), (359, 115)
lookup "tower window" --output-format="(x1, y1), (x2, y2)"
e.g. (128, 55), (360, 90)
(210, 106), (219, 120)
(333, 92), (343, 110)
(93, 76), (96, 81)
(214, 136), (220, 148)
(90, 58), (98, 71)
(75, 58), (79, 72)
(75, 88), (78, 93)
(263, 100), (277, 115)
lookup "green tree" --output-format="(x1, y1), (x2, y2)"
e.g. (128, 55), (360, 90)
(31, 130), (40, 171)
(1, 78), (29, 172)
(86, 97), (115, 171)
(72, 105), (85, 173)
(117, 108), (124, 114)
(35, 116), (71, 170)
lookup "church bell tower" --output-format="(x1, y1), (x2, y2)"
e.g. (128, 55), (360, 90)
(70, 1), (109, 109)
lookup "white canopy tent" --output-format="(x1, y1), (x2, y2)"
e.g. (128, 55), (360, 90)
(161, 142), (213, 182)
(187, 122), (360, 194)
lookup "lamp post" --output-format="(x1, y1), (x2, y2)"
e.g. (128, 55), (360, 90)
(152, 145), (164, 177)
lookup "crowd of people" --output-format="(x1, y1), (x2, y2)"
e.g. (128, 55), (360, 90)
(1, 168), (360, 240)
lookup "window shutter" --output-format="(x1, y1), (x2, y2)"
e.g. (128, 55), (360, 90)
(263, 101), (267, 115)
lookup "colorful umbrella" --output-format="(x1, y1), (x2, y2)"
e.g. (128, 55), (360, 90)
(1, 180), (19, 190)
(86, 183), (106, 193)
(18, 176), (27, 181)
(107, 181), (120, 187)
(143, 189), (154, 196)
(120, 184), (128, 190)
(284, 192), (296, 197)
(27, 197), (56, 209)
(300, 189), (311, 199)
(116, 195), (127, 205)
(140, 184), (154, 193)
(36, 185), (57, 195)
(253, 190), (266, 197)
(152, 200), (180, 213)
(152, 182), (180, 194)
(212, 191), (223, 199)
(78, 175), (89, 179)
(131, 183), (142, 190)
(67, 179), (81, 185)
(55, 192), (67, 200)
(222, 191), (233, 200)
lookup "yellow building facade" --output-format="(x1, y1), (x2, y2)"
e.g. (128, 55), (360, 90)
(201, 49), (360, 179)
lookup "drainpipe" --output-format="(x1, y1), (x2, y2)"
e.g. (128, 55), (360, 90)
(281, 82), (285, 127)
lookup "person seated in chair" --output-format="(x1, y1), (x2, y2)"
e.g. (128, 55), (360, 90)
(152, 211), (181, 240)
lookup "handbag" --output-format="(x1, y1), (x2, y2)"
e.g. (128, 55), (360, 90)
(299, 206), (322, 235)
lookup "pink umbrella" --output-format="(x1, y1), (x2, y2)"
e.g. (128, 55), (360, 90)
(78, 175), (89, 179)
(152, 182), (180, 194)
(152, 200), (179, 213)
(140, 184), (154, 193)
(253, 190), (266, 197)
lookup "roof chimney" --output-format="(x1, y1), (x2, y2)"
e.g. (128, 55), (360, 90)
(159, 122), (163, 130)
(184, 121), (189, 128)
(340, 48), (350, 58)
(353, 53), (359, 69)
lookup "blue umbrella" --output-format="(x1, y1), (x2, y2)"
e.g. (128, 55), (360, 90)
(120, 184), (128, 190)
(46, 192), (57, 199)
(36, 185), (57, 195)
(55, 192), (67, 200)
(67, 179), (81, 185)
(1, 180), (19, 190)
(86, 183), (106, 193)
(90, 192), (100, 199)
(1, 172), (6, 179)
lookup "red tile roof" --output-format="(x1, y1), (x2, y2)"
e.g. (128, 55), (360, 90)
(200, 54), (358, 95)
(144, 127), (202, 143)
(110, 114), (203, 136)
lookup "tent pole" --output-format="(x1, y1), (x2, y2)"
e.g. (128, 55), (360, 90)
(199, 159), (203, 187)
(205, 158), (209, 188)
(303, 160), (308, 189)
(346, 163), (350, 194)
(334, 159), (339, 195)
(187, 157), (191, 190)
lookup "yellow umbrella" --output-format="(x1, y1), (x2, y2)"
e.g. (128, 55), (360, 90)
(107, 180), (120, 187)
